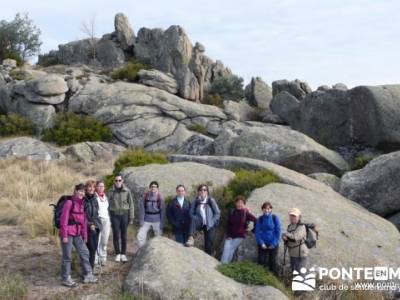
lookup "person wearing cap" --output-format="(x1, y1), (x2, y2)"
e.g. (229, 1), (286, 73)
(282, 207), (308, 272)
(255, 201), (281, 275)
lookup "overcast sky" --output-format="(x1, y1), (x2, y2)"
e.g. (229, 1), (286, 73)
(3, 0), (400, 89)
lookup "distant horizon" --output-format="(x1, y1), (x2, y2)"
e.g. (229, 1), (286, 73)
(3, 0), (400, 89)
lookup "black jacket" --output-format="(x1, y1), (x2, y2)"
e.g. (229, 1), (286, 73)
(166, 196), (191, 233)
(84, 193), (102, 230)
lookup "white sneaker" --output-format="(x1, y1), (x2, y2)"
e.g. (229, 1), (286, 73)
(120, 254), (128, 262)
(115, 254), (121, 262)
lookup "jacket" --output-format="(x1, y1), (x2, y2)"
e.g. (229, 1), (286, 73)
(285, 223), (309, 257)
(59, 196), (87, 241)
(226, 208), (256, 239)
(107, 185), (134, 219)
(84, 193), (102, 230)
(189, 196), (220, 230)
(139, 191), (165, 228)
(255, 213), (281, 248)
(166, 196), (191, 233)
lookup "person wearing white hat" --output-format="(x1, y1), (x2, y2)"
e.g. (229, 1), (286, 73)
(282, 207), (309, 272)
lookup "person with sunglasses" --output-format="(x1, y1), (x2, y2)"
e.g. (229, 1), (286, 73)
(106, 174), (134, 262)
(137, 181), (165, 247)
(185, 184), (220, 255)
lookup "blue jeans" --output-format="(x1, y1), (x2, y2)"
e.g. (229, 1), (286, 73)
(60, 236), (92, 280)
(221, 238), (244, 263)
(174, 232), (188, 244)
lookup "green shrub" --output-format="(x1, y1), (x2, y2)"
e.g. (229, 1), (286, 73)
(38, 55), (59, 67)
(187, 124), (208, 135)
(42, 112), (112, 146)
(352, 154), (374, 170)
(203, 93), (224, 107)
(105, 149), (168, 188)
(3, 51), (23, 66)
(0, 113), (36, 136)
(111, 60), (149, 82)
(0, 274), (28, 300)
(9, 69), (28, 80)
(218, 261), (290, 296)
(208, 75), (244, 101)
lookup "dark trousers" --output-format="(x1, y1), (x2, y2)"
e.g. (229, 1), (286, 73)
(290, 256), (307, 273)
(86, 228), (99, 269)
(174, 231), (188, 244)
(189, 218), (216, 255)
(110, 213), (129, 255)
(258, 245), (279, 275)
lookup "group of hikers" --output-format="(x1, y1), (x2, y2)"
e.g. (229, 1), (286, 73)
(56, 173), (315, 287)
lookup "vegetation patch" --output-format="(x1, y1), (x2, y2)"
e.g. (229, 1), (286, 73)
(111, 59), (150, 82)
(0, 273), (28, 300)
(0, 113), (37, 137)
(42, 112), (112, 146)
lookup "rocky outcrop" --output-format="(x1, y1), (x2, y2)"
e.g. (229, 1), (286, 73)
(272, 79), (312, 100)
(244, 77), (273, 109)
(222, 100), (258, 122)
(138, 69), (178, 94)
(269, 91), (299, 124)
(308, 172), (341, 192)
(114, 13), (135, 51)
(64, 141), (125, 163)
(177, 134), (215, 155)
(239, 183), (400, 269)
(213, 122), (349, 175)
(339, 151), (400, 216)
(0, 137), (63, 160)
(123, 237), (288, 300)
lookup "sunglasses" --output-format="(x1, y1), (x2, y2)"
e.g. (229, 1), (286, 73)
(115, 179), (122, 182)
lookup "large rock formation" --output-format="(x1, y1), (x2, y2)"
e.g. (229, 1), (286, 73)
(0, 137), (64, 160)
(272, 79), (312, 100)
(137, 69), (178, 94)
(114, 13), (135, 51)
(269, 91), (299, 124)
(308, 172), (341, 192)
(123, 237), (288, 300)
(244, 77), (273, 109)
(340, 151), (400, 216)
(64, 141), (125, 163)
(213, 122), (349, 176)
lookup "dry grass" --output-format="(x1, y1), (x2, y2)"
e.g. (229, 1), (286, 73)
(0, 158), (113, 238)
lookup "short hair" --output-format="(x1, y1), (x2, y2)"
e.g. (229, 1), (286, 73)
(96, 180), (105, 186)
(74, 183), (85, 191)
(261, 201), (273, 210)
(234, 195), (246, 204)
(85, 180), (96, 191)
(176, 184), (186, 190)
(197, 184), (209, 192)
(115, 173), (123, 179)
(149, 181), (159, 188)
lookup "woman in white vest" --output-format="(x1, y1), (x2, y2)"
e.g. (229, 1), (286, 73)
(95, 180), (111, 266)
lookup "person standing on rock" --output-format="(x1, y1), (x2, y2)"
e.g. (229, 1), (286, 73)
(255, 201), (281, 275)
(84, 180), (102, 269)
(107, 174), (134, 262)
(221, 195), (256, 263)
(94, 180), (111, 266)
(137, 181), (165, 247)
(186, 184), (221, 255)
(166, 185), (191, 244)
(282, 208), (308, 272)
(60, 183), (98, 287)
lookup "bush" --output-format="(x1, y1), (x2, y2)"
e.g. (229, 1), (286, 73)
(105, 149), (168, 188)
(352, 154), (374, 170)
(0, 274), (28, 300)
(111, 60), (149, 82)
(42, 112), (112, 146)
(218, 261), (290, 295)
(208, 75), (244, 101)
(203, 93), (223, 107)
(38, 54), (59, 67)
(3, 51), (23, 66)
(0, 113), (36, 136)
(187, 124), (208, 135)
(9, 69), (28, 80)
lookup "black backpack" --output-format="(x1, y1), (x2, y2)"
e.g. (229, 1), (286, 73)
(303, 223), (318, 249)
(50, 195), (80, 229)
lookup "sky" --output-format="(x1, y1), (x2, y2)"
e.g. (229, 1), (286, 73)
(2, 0), (400, 89)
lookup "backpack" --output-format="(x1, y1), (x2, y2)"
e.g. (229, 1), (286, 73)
(49, 195), (82, 229)
(302, 223), (318, 249)
(144, 192), (161, 214)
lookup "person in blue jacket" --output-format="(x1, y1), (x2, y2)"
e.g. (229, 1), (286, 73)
(255, 201), (281, 275)
(166, 185), (191, 244)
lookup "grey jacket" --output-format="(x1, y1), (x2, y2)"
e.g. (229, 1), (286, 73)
(139, 191), (165, 229)
(189, 196), (220, 230)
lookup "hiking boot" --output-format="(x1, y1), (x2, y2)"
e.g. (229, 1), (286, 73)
(120, 254), (128, 262)
(185, 236), (194, 247)
(62, 276), (77, 288)
(115, 254), (121, 262)
(83, 273), (98, 284)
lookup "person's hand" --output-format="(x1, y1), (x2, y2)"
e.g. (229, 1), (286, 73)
(282, 234), (288, 241)
(129, 220), (134, 225)
(261, 243), (267, 249)
(90, 225), (96, 231)
(62, 237), (68, 243)
(267, 245), (274, 249)
(226, 237), (232, 240)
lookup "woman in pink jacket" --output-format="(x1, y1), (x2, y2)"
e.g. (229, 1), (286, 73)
(59, 183), (98, 287)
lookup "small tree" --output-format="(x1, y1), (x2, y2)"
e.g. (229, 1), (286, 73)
(81, 16), (97, 61)
(208, 75), (244, 101)
(0, 13), (41, 61)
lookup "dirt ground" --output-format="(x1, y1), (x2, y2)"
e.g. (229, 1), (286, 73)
(0, 225), (139, 300)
